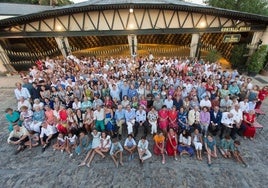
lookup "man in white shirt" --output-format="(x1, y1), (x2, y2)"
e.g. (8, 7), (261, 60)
(200, 95), (212, 109)
(7, 124), (30, 154)
(137, 136), (152, 164)
(40, 122), (58, 152)
(134, 105), (149, 138)
(230, 104), (246, 139)
(220, 112), (234, 139)
(14, 82), (31, 101)
(93, 105), (105, 132)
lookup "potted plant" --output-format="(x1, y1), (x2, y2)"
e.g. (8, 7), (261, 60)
(247, 45), (268, 76)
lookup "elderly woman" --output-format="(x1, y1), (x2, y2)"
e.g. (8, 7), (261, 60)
(30, 106), (45, 133)
(33, 98), (44, 110)
(243, 110), (256, 140)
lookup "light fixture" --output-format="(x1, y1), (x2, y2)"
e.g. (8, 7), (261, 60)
(129, 8), (133, 13)
(56, 25), (62, 31)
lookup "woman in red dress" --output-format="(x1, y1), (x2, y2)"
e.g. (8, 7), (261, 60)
(256, 86), (268, 109)
(168, 106), (178, 132)
(166, 128), (178, 160)
(158, 105), (169, 134)
(243, 110), (256, 140)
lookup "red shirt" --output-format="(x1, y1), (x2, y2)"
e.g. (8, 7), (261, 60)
(258, 89), (268, 101)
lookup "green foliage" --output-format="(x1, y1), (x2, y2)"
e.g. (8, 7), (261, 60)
(205, 49), (222, 63)
(204, 0), (268, 16)
(229, 44), (248, 71)
(247, 45), (268, 73)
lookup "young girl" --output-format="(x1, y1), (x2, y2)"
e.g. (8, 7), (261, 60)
(53, 133), (66, 152)
(66, 132), (78, 157)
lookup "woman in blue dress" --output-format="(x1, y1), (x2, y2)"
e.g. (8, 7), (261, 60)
(104, 105), (115, 136)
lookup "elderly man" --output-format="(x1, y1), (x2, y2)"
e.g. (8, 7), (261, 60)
(209, 106), (222, 136)
(124, 105), (136, 136)
(134, 105), (149, 138)
(220, 112), (234, 139)
(153, 95), (163, 111)
(7, 124), (30, 154)
(230, 104), (245, 139)
(114, 104), (126, 140)
(14, 82), (31, 101)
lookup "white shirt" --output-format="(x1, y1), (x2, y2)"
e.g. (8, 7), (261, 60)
(18, 100), (32, 111)
(40, 125), (57, 138)
(135, 110), (147, 122)
(179, 134), (191, 146)
(200, 99), (212, 108)
(14, 87), (31, 100)
(94, 108), (105, 120)
(230, 109), (243, 123)
(164, 99), (174, 109)
(239, 101), (249, 113)
(221, 112), (234, 125)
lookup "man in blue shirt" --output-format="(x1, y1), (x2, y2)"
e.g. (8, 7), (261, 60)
(114, 104), (126, 140)
(125, 105), (136, 136)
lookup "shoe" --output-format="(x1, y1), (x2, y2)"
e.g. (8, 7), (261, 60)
(69, 153), (73, 158)
(162, 159), (165, 164)
(61, 149), (64, 153)
(174, 157), (178, 161)
(120, 162), (124, 166)
(86, 163), (90, 168)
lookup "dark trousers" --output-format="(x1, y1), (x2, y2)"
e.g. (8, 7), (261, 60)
(209, 123), (221, 136)
(10, 136), (29, 146)
(134, 121), (149, 137)
(41, 133), (58, 144)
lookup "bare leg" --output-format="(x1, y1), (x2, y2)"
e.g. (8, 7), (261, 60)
(87, 150), (96, 167)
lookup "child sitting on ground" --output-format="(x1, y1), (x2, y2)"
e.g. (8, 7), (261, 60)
(66, 132), (78, 157)
(53, 133), (66, 152)
(233, 140), (247, 167)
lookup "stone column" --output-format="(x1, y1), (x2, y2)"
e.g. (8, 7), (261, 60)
(0, 44), (14, 73)
(261, 26), (268, 45)
(248, 31), (263, 56)
(127, 34), (137, 58)
(190, 33), (200, 58)
(55, 37), (71, 57)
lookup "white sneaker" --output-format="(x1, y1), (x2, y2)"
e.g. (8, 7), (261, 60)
(69, 153), (73, 158)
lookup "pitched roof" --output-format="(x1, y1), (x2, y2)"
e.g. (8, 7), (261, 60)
(0, 3), (53, 16)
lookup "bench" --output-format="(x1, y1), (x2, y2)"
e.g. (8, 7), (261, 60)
(253, 121), (264, 134)
(255, 109), (265, 121)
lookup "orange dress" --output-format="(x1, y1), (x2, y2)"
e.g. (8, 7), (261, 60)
(153, 134), (165, 155)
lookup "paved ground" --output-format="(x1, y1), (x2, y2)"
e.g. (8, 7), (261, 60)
(0, 75), (267, 188)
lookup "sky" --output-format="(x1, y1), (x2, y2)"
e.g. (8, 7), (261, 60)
(72, 0), (205, 5)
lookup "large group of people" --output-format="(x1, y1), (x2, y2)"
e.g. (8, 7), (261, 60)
(5, 53), (268, 167)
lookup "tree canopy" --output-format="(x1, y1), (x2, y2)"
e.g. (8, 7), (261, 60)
(0, 0), (73, 6)
(204, 0), (268, 16)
